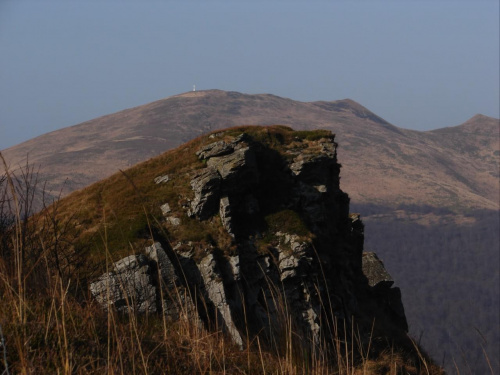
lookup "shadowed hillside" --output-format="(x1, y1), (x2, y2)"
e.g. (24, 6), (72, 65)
(353, 203), (500, 374)
(2, 90), (498, 373)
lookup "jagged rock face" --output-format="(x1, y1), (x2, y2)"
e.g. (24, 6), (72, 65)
(90, 254), (157, 313)
(362, 252), (394, 288)
(89, 128), (407, 350)
(362, 252), (408, 331)
(188, 134), (259, 221)
(188, 167), (221, 220)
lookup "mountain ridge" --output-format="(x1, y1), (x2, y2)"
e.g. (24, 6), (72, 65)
(2, 90), (498, 213)
(1, 91), (498, 373)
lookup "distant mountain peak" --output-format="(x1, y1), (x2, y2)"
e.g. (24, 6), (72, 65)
(432, 112), (499, 135)
(311, 98), (393, 128)
(2, 89), (497, 212)
(170, 90), (213, 99)
(469, 113), (495, 121)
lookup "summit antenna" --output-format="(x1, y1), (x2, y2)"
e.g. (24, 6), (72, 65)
(193, 85), (196, 92)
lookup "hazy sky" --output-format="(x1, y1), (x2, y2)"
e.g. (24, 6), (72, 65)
(1, 0), (499, 150)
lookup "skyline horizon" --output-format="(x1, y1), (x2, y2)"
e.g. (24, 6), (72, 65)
(2, 87), (497, 151)
(1, 1), (498, 150)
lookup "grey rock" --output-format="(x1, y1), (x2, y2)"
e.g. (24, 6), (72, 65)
(319, 140), (336, 157)
(209, 132), (224, 139)
(173, 241), (195, 258)
(189, 144), (258, 222)
(290, 156), (312, 177)
(90, 254), (157, 313)
(154, 174), (170, 184)
(90, 131), (410, 350)
(237, 241), (277, 320)
(276, 233), (312, 280)
(293, 182), (328, 228)
(289, 147), (336, 186)
(229, 133), (250, 148)
(207, 146), (257, 182)
(219, 196), (234, 236)
(90, 243), (200, 323)
(362, 252), (394, 288)
(188, 167), (221, 219)
(314, 185), (327, 193)
(167, 216), (181, 226)
(144, 243), (199, 323)
(198, 254), (244, 349)
(145, 242), (178, 290)
(228, 255), (240, 281)
(196, 141), (234, 160)
(113, 254), (144, 273)
(273, 235), (321, 343)
(160, 203), (171, 216)
(278, 252), (299, 281)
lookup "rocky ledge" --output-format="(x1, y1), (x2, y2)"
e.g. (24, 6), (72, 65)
(90, 127), (407, 351)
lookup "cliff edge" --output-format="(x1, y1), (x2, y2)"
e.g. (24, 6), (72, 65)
(81, 126), (436, 371)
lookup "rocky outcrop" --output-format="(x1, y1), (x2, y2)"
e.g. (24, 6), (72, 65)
(197, 253), (244, 348)
(188, 134), (259, 221)
(362, 252), (408, 331)
(188, 167), (221, 219)
(154, 174), (169, 184)
(90, 128), (408, 351)
(90, 254), (157, 313)
(362, 252), (394, 288)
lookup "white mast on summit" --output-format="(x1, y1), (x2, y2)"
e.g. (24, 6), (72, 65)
(193, 85), (196, 92)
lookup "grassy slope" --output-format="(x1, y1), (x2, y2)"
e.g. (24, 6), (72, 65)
(0, 126), (446, 374)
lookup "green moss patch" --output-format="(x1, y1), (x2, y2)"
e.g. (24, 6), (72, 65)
(264, 209), (310, 237)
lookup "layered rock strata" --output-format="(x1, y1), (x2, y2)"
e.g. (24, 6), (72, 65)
(90, 129), (407, 350)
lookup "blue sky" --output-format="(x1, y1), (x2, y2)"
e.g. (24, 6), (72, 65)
(0, 0), (498, 150)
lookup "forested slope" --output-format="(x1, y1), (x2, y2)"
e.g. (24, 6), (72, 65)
(353, 204), (500, 374)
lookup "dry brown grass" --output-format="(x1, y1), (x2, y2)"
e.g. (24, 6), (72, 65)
(0, 138), (453, 374)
